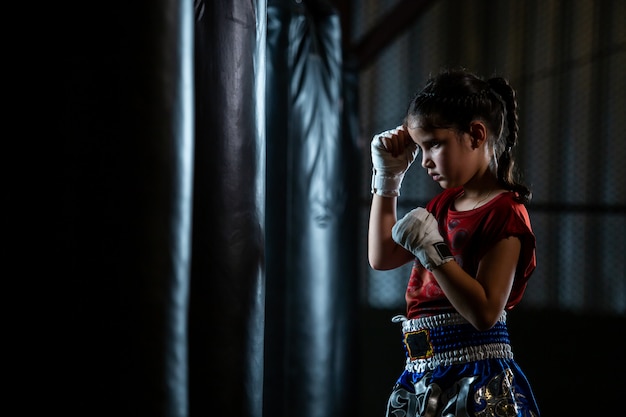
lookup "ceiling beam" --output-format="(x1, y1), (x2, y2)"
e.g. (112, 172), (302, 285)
(343, 0), (438, 71)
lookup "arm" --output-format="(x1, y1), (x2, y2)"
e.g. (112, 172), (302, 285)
(368, 194), (414, 270)
(432, 237), (520, 330)
(367, 126), (418, 270)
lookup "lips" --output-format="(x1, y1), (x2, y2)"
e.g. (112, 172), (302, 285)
(430, 173), (441, 181)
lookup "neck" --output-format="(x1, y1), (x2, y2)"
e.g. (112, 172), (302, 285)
(459, 176), (502, 210)
(471, 189), (494, 209)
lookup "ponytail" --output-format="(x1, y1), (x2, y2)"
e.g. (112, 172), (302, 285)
(487, 77), (532, 204)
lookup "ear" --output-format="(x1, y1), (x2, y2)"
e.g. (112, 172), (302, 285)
(468, 121), (488, 149)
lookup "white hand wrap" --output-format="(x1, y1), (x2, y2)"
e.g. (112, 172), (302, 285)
(370, 126), (419, 197)
(391, 207), (454, 271)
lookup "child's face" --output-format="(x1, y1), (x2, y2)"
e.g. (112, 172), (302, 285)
(407, 125), (483, 189)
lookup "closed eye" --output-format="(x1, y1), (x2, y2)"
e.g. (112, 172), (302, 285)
(422, 139), (442, 150)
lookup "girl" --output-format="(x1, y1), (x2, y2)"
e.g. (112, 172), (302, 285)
(368, 68), (540, 417)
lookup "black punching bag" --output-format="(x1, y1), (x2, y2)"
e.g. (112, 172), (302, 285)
(189, 1), (266, 417)
(265, 1), (358, 416)
(56, 1), (195, 416)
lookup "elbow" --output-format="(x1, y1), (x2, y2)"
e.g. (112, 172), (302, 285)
(367, 249), (382, 270)
(468, 311), (503, 332)
(472, 319), (497, 332)
(368, 253), (394, 271)
(368, 257), (386, 271)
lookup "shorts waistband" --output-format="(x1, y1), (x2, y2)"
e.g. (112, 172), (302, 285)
(392, 311), (507, 333)
(392, 311), (513, 373)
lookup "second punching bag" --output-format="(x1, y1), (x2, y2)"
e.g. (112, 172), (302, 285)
(266, 1), (357, 416)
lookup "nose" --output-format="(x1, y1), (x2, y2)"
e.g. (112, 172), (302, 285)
(421, 151), (431, 169)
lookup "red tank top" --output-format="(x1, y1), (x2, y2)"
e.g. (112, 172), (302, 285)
(405, 187), (536, 319)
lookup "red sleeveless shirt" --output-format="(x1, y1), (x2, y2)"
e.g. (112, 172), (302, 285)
(405, 187), (536, 319)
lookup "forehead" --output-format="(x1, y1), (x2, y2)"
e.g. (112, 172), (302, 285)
(407, 126), (453, 142)
(406, 115), (425, 130)
(406, 116), (430, 134)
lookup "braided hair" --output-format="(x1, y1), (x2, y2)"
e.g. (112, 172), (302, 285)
(405, 68), (531, 204)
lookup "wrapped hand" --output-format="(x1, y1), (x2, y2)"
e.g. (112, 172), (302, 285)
(370, 126), (419, 197)
(391, 207), (454, 271)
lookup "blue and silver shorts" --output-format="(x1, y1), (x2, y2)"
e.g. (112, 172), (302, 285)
(386, 312), (540, 417)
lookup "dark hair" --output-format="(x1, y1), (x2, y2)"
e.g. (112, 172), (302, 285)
(405, 68), (531, 204)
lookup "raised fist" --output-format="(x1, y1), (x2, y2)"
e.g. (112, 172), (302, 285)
(370, 126), (419, 197)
